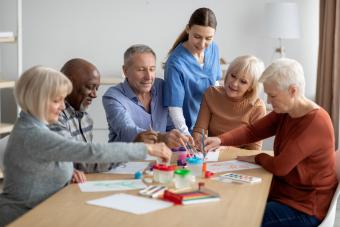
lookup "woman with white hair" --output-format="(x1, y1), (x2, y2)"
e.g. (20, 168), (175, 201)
(0, 66), (171, 226)
(193, 55), (266, 150)
(204, 58), (338, 226)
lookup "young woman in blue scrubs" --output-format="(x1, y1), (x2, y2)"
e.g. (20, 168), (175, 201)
(163, 7), (222, 136)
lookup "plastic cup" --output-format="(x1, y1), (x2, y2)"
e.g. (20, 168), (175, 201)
(153, 164), (175, 184)
(174, 169), (195, 189)
(186, 157), (203, 177)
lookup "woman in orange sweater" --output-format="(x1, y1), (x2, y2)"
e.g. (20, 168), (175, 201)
(193, 55), (266, 150)
(204, 58), (338, 227)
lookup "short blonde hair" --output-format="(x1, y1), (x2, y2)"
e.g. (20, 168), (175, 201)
(224, 55), (265, 100)
(259, 58), (305, 96)
(14, 65), (73, 122)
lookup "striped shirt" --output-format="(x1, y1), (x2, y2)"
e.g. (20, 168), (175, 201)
(49, 102), (112, 173)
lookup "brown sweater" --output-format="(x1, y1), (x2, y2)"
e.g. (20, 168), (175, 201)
(219, 109), (338, 221)
(193, 86), (266, 150)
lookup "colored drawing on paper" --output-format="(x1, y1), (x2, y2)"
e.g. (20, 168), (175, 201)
(78, 180), (146, 192)
(207, 160), (261, 173)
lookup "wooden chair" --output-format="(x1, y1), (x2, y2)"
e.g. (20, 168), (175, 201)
(318, 150), (340, 227)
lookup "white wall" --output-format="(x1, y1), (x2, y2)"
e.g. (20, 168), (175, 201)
(0, 0), (319, 148)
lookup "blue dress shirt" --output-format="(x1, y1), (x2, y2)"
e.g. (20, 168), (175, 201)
(163, 42), (222, 132)
(102, 78), (174, 142)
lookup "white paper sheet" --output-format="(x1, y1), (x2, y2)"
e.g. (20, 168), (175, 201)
(87, 193), (173, 214)
(207, 160), (261, 173)
(197, 149), (220, 161)
(78, 180), (146, 192)
(105, 162), (150, 174)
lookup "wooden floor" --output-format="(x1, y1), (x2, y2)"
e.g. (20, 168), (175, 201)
(0, 179), (340, 226)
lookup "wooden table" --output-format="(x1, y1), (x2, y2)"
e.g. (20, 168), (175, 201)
(9, 147), (273, 227)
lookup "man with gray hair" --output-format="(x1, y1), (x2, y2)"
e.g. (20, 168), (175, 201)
(103, 44), (188, 147)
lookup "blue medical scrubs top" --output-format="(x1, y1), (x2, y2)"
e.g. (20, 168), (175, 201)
(163, 42), (222, 132)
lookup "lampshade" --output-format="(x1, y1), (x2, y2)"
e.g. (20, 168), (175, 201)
(265, 2), (300, 39)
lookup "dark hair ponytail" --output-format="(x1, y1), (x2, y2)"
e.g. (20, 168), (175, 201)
(168, 8), (217, 55)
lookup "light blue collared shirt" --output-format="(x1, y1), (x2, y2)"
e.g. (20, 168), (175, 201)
(102, 78), (174, 142)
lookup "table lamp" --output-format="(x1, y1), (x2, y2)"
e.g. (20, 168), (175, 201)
(265, 2), (300, 58)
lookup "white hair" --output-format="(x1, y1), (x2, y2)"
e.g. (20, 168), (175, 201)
(259, 58), (305, 96)
(225, 55), (265, 99)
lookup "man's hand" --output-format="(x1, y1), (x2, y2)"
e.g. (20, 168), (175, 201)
(157, 129), (189, 148)
(134, 130), (158, 144)
(71, 169), (86, 183)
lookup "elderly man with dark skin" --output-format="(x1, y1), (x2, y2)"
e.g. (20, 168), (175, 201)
(50, 58), (111, 182)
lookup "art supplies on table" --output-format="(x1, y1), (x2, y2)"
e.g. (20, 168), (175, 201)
(214, 173), (262, 184)
(153, 164), (175, 183)
(186, 156), (203, 177)
(105, 162), (149, 174)
(87, 193), (173, 215)
(174, 169), (195, 189)
(139, 185), (167, 198)
(185, 142), (199, 158)
(163, 184), (220, 205)
(201, 129), (207, 159)
(207, 160), (261, 173)
(171, 146), (187, 165)
(134, 171), (143, 179)
(204, 171), (214, 178)
(78, 179), (146, 192)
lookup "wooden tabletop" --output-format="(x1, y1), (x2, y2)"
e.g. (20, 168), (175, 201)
(9, 147), (273, 227)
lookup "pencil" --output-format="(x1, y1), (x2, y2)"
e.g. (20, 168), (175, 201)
(202, 129), (206, 159)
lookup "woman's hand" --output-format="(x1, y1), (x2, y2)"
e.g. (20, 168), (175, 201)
(236, 155), (256, 164)
(145, 143), (172, 163)
(204, 137), (221, 152)
(71, 169), (86, 183)
(186, 134), (195, 147)
(192, 132), (202, 149)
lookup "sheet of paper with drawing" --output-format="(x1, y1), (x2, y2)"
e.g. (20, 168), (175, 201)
(105, 162), (149, 174)
(207, 160), (261, 173)
(87, 193), (173, 214)
(78, 179), (146, 192)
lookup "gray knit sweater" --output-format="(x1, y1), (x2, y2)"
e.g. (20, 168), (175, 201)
(0, 111), (147, 226)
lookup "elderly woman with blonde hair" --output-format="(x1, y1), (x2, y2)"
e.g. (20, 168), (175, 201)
(0, 66), (171, 226)
(193, 55), (266, 150)
(204, 58), (338, 226)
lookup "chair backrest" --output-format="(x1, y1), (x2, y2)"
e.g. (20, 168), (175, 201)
(318, 150), (340, 227)
(0, 135), (9, 172)
(336, 150), (340, 181)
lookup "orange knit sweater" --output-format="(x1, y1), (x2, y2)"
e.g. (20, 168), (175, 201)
(219, 109), (338, 220)
(193, 86), (266, 150)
